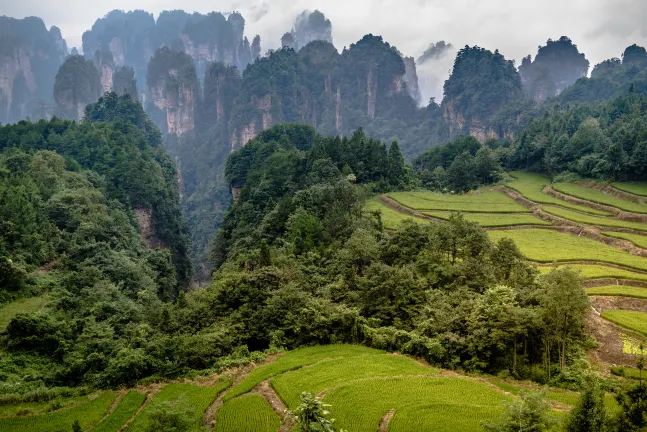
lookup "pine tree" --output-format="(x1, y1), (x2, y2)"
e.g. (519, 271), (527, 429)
(565, 380), (610, 432)
(387, 140), (406, 188)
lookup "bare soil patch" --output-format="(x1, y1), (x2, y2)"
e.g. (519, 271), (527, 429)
(377, 409), (395, 432)
(590, 295), (647, 313)
(253, 380), (296, 432)
(586, 310), (637, 367)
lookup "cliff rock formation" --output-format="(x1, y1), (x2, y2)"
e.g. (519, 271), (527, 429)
(281, 10), (333, 51)
(83, 9), (261, 96)
(146, 47), (199, 135)
(519, 36), (589, 101)
(0, 16), (68, 123)
(53, 55), (102, 120)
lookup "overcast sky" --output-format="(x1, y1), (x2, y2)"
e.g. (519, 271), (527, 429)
(3, 0), (647, 100)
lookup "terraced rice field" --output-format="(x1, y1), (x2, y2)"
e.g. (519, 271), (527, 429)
(601, 310), (647, 336)
(125, 381), (230, 432)
(0, 295), (48, 331)
(488, 229), (647, 271)
(365, 198), (429, 229)
(272, 354), (437, 409)
(507, 172), (611, 215)
(603, 231), (647, 249)
(613, 182), (647, 197)
(537, 264), (647, 281)
(388, 190), (528, 213)
(586, 286), (647, 299)
(424, 211), (549, 227)
(214, 394), (279, 432)
(92, 391), (146, 432)
(224, 345), (382, 401)
(543, 206), (647, 231)
(553, 183), (647, 213)
(324, 376), (508, 432)
(0, 392), (117, 432)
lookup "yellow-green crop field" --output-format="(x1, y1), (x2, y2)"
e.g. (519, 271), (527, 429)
(553, 183), (647, 213)
(324, 376), (508, 432)
(0, 392), (117, 432)
(543, 206), (647, 231)
(424, 211), (549, 227)
(125, 381), (230, 432)
(612, 182), (647, 197)
(586, 286), (647, 299)
(388, 190), (528, 213)
(507, 172), (611, 215)
(272, 354), (437, 409)
(601, 310), (647, 336)
(603, 231), (647, 249)
(215, 394), (279, 432)
(365, 198), (429, 229)
(92, 391), (146, 432)
(224, 345), (383, 401)
(537, 264), (647, 281)
(0, 295), (48, 331)
(488, 229), (647, 271)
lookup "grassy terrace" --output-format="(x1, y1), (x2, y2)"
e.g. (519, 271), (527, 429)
(586, 286), (647, 299)
(537, 264), (647, 281)
(553, 182), (647, 213)
(601, 310), (647, 336)
(543, 206), (647, 231)
(507, 172), (611, 215)
(603, 231), (647, 249)
(325, 376), (508, 432)
(272, 354), (437, 410)
(0, 295), (48, 331)
(488, 229), (647, 271)
(613, 182), (647, 197)
(388, 190), (528, 213)
(215, 394), (279, 432)
(365, 198), (429, 230)
(424, 211), (549, 227)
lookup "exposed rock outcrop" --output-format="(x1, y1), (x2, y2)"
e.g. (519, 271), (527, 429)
(402, 56), (421, 104)
(146, 48), (199, 135)
(282, 10), (333, 51)
(0, 17), (68, 123)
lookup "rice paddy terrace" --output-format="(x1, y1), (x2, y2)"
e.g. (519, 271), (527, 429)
(3, 173), (647, 432)
(370, 172), (647, 377)
(0, 345), (620, 432)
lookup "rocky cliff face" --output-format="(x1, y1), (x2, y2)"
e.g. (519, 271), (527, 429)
(146, 48), (199, 136)
(54, 55), (102, 120)
(83, 9), (261, 96)
(402, 56), (421, 104)
(519, 36), (589, 101)
(0, 17), (67, 123)
(283, 10), (333, 51)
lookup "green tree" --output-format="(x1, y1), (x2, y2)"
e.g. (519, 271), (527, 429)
(446, 151), (477, 192)
(387, 140), (406, 188)
(565, 379), (610, 432)
(482, 392), (555, 432)
(539, 269), (590, 370)
(295, 392), (346, 432)
(72, 419), (82, 432)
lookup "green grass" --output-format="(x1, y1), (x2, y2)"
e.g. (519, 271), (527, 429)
(125, 381), (230, 432)
(92, 391), (146, 432)
(554, 183), (647, 213)
(537, 264), (647, 281)
(543, 206), (647, 231)
(388, 190), (528, 213)
(507, 172), (611, 215)
(603, 231), (647, 249)
(365, 198), (429, 230)
(215, 394), (279, 432)
(0, 392), (117, 432)
(601, 310), (647, 336)
(0, 395), (88, 417)
(586, 286), (647, 299)
(272, 354), (437, 409)
(488, 229), (647, 271)
(223, 345), (383, 402)
(424, 211), (550, 227)
(612, 182), (647, 197)
(324, 376), (509, 432)
(0, 295), (49, 331)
